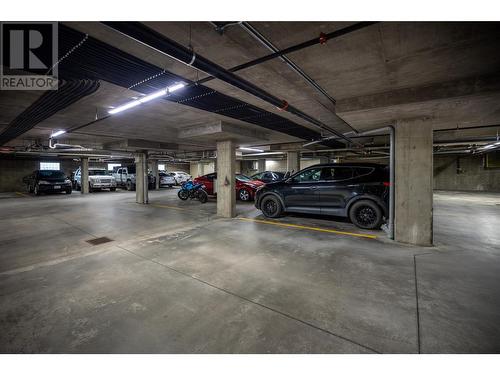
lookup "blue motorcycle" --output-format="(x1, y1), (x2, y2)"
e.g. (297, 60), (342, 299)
(177, 181), (208, 203)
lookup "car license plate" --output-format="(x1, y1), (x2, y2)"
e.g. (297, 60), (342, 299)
(53, 185), (61, 189)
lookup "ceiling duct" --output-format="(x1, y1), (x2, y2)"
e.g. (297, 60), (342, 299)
(0, 79), (100, 146)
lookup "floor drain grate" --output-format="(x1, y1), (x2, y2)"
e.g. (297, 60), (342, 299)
(86, 237), (113, 246)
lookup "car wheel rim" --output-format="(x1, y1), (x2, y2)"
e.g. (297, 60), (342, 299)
(264, 200), (277, 215)
(356, 207), (376, 226)
(240, 190), (250, 201)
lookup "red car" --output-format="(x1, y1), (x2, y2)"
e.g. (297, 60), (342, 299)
(193, 173), (265, 201)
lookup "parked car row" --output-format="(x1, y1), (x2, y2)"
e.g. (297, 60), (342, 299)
(23, 166), (192, 196)
(192, 163), (389, 229)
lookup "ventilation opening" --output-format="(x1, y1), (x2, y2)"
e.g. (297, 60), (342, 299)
(86, 237), (113, 246)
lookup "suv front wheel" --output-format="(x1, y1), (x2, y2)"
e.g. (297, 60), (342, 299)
(349, 200), (383, 229)
(260, 195), (283, 218)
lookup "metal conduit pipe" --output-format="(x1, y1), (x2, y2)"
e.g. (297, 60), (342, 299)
(238, 22), (359, 135)
(101, 22), (355, 145)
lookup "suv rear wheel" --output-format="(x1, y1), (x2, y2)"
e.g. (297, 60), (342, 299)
(349, 200), (383, 229)
(260, 195), (283, 218)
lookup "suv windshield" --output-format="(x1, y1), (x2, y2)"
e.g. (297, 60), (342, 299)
(236, 174), (252, 182)
(39, 170), (65, 178)
(89, 170), (108, 176)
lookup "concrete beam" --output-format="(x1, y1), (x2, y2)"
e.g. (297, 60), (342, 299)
(81, 157), (89, 194)
(395, 118), (433, 246)
(287, 151), (300, 174)
(105, 139), (178, 152)
(216, 140), (236, 218)
(135, 152), (148, 204)
(336, 74), (500, 113)
(179, 121), (268, 142)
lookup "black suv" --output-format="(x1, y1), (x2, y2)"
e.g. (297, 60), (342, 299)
(254, 163), (390, 229)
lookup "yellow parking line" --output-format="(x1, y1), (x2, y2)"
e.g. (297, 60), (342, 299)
(150, 204), (188, 211)
(15, 191), (29, 197)
(237, 217), (377, 239)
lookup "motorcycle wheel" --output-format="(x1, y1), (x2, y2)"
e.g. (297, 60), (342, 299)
(178, 189), (189, 200)
(197, 190), (208, 204)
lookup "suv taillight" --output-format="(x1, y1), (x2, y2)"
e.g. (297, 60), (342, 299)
(383, 181), (391, 187)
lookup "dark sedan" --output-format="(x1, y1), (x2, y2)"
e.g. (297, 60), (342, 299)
(251, 171), (285, 183)
(254, 163), (390, 229)
(23, 170), (73, 195)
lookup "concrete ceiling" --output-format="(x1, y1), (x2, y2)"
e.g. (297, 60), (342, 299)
(1, 21), (500, 157)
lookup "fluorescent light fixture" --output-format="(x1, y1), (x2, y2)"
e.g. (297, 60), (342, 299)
(239, 147), (264, 152)
(108, 83), (185, 115)
(108, 100), (142, 114)
(138, 89), (167, 103)
(51, 130), (66, 137)
(168, 83), (185, 92)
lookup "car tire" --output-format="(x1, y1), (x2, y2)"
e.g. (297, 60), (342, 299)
(34, 184), (41, 196)
(168, 185), (173, 188)
(88, 183), (93, 193)
(238, 188), (251, 202)
(126, 180), (133, 191)
(66, 189), (72, 194)
(349, 200), (383, 230)
(110, 187), (116, 192)
(260, 195), (283, 218)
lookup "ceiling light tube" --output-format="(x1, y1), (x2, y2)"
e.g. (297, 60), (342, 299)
(168, 83), (185, 92)
(239, 147), (264, 152)
(108, 100), (142, 114)
(51, 130), (66, 138)
(139, 89), (167, 103)
(108, 83), (185, 115)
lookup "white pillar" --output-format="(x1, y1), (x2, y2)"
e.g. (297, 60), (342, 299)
(257, 159), (266, 172)
(216, 140), (236, 218)
(395, 118), (433, 246)
(135, 152), (148, 204)
(81, 157), (89, 194)
(152, 160), (159, 189)
(197, 162), (205, 177)
(287, 151), (300, 174)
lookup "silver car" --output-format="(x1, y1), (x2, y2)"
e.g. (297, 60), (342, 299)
(170, 171), (192, 185)
(159, 172), (176, 188)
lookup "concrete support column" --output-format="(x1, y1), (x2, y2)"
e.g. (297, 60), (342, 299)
(319, 155), (330, 164)
(197, 162), (205, 177)
(135, 152), (148, 204)
(257, 159), (266, 173)
(395, 118), (433, 246)
(151, 160), (159, 190)
(216, 140), (236, 218)
(287, 151), (300, 174)
(81, 157), (89, 194)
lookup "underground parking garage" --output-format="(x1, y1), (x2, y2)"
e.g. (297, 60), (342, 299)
(1, 17), (500, 357)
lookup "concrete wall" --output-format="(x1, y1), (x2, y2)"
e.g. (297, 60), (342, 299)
(434, 154), (500, 192)
(161, 162), (190, 174)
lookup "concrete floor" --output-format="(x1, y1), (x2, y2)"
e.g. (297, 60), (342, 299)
(0, 189), (499, 353)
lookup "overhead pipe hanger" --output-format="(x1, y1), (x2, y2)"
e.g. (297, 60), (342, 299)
(101, 22), (357, 145)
